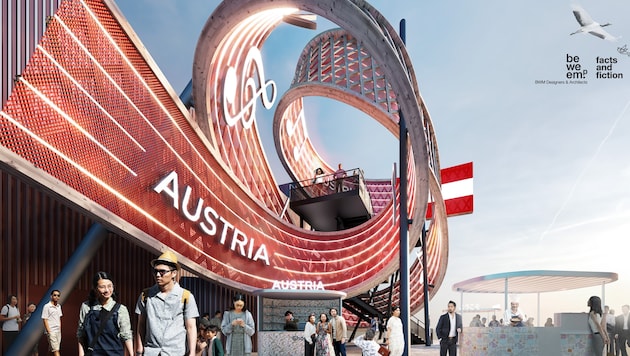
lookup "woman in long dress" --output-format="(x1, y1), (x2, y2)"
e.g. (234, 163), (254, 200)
(315, 313), (332, 356)
(386, 306), (405, 356)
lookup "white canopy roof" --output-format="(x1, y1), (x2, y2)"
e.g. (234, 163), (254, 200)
(453, 270), (618, 294)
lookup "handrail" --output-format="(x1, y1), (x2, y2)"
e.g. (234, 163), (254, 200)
(288, 168), (374, 216)
(409, 314), (426, 339)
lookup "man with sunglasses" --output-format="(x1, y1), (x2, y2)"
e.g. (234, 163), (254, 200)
(135, 250), (199, 356)
(42, 290), (63, 356)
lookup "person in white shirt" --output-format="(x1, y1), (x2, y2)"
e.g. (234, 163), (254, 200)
(605, 306), (616, 354)
(303, 313), (317, 356)
(436, 301), (463, 356)
(503, 300), (526, 327)
(1, 295), (21, 353)
(42, 290), (63, 356)
(615, 304), (630, 356)
(354, 329), (381, 356)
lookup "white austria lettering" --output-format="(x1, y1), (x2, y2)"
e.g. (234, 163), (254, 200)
(271, 280), (325, 291)
(223, 46), (276, 130)
(153, 171), (270, 266)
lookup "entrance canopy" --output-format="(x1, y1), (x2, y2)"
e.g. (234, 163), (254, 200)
(453, 270), (618, 294)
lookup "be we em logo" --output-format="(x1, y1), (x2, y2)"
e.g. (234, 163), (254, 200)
(153, 171), (270, 265)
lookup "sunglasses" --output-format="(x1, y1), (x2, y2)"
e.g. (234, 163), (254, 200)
(52, 294), (60, 297)
(153, 268), (173, 276)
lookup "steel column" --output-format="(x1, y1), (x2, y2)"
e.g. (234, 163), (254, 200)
(7, 223), (109, 355)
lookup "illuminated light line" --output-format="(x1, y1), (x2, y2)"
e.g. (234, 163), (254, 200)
(49, 12), (230, 218)
(62, 4), (399, 270)
(283, 241), (400, 288)
(273, 198), (399, 248)
(37, 45), (146, 152)
(194, 13), (393, 248)
(274, 209), (408, 285)
(17, 77), (138, 176)
(276, 204), (397, 246)
(274, 225), (396, 264)
(212, 11), (291, 207)
(277, 88), (416, 188)
(273, 245), (398, 287)
(213, 13), (270, 165)
(65, 3), (230, 194)
(0, 109), (280, 286)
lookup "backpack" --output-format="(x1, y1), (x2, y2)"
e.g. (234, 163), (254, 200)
(141, 287), (190, 309)
(0, 304), (9, 327)
(82, 303), (122, 355)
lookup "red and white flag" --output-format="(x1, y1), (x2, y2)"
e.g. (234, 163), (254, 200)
(426, 162), (473, 219)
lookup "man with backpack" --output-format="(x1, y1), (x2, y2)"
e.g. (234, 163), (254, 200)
(1, 295), (22, 353)
(135, 250), (199, 356)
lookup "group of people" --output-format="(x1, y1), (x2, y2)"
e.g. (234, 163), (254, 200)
(0, 248), (406, 356)
(591, 297), (630, 356)
(302, 307), (349, 356)
(302, 305), (405, 356)
(431, 296), (630, 356)
(310, 164), (349, 194)
(1, 296), (41, 355)
(467, 300), (533, 328)
(78, 251), (255, 356)
(0, 250), (257, 356)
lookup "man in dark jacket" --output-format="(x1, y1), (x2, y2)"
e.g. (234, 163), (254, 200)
(436, 300), (463, 356)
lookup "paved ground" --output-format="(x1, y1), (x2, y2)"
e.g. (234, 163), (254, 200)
(345, 344), (441, 355)
(251, 343), (443, 355)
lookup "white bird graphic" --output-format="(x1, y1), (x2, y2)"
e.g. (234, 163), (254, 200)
(570, 5), (618, 41)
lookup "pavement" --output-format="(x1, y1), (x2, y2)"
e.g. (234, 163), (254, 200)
(251, 343), (443, 355)
(345, 344), (442, 355)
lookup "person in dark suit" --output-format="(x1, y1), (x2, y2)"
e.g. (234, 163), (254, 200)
(616, 304), (630, 356)
(436, 300), (463, 356)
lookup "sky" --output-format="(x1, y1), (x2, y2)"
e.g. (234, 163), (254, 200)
(114, 0), (630, 326)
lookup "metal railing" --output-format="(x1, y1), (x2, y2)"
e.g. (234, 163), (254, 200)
(288, 168), (373, 216)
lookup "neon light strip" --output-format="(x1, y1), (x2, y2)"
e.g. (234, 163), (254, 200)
(64, 4), (385, 260)
(0, 108), (282, 285)
(274, 215), (396, 257)
(64, 3), (397, 282)
(38, 45), (146, 152)
(18, 77), (138, 176)
(275, 229), (397, 267)
(275, 241), (398, 280)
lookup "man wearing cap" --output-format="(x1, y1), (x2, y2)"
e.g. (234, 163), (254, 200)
(135, 250), (199, 356)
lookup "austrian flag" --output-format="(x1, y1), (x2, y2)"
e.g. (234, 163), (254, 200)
(426, 162), (473, 219)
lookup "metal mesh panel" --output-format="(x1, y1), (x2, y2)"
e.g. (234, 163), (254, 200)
(0, 0), (408, 295)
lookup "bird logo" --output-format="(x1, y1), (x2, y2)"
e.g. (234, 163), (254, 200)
(570, 5), (618, 41)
